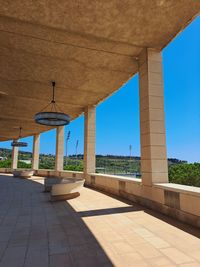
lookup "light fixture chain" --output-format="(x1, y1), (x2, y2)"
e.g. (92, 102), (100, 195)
(52, 81), (56, 103)
(34, 80), (71, 126)
(19, 127), (22, 138)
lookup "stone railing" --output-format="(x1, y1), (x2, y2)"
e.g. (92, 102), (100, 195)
(0, 168), (84, 179)
(0, 168), (13, 173)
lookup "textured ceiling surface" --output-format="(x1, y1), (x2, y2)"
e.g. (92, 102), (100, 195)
(0, 0), (199, 140)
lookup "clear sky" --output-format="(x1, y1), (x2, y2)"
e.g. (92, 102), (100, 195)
(0, 16), (199, 163)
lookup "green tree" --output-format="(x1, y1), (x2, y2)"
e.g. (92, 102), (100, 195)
(169, 163), (200, 187)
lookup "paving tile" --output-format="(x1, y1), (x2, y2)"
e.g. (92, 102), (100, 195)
(116, 251), (143, 264)
(100, 262), (114, 267)
(125, 234), (146, 247)
(134, 227), (154, 238)
(0, 231), (12, 242)
(144, 236), (170, 249)
(147, 256), (174, 266)
(135, 243), (162, 259)
(73, 257), (99, 267)
(95, 248), (114, 265)
(180, 263), (200, 267)
(0, 258), (26, 267)
(113, 257), (149, 267)
(8, 238), (28, 248)
(49, 240), (71, 255)
(0, 242), (7, 260)
(49, 253), (73, 267)
(0, 246), (26, 267)
(28, 237), (48, 249)
(187, 249), (200, 262)
(111, 241), (133, 254)
(160, 247), (195, 264)
(24, 248), (49, 267)
(1, 246), (26, 260)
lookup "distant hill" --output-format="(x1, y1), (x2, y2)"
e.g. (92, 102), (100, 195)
(0, 148), (187, 164)
(168, 158), (187, 165)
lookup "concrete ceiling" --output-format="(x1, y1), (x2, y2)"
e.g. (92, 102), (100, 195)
(0, 0), (199, 141)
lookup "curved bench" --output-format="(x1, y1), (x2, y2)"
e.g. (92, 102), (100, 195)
(13, 169), (34, 178)
(51, 178), (85, 201)
(44, 176), (64, 192)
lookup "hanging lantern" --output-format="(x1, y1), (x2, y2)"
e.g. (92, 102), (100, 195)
(34, 81), (71, 126)
(11, 127), (28, 147)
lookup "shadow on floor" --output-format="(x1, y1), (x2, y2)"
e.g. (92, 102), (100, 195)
(78, 206), (141, 217)
(0, 175), (115, 267)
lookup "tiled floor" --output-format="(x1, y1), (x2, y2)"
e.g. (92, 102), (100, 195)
(0, 174), (200, 267)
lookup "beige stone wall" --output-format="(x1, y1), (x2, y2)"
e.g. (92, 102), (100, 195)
(55, 126), (64, 171)
(11, 141), (18, 170)
(60, 170), (83, 179)
(0, 168), (12, 173)
(180, 194), (200, 217)
(84, 106), (96, 180)
(32, 134), (40, 170)
(139, 48), (168, 186)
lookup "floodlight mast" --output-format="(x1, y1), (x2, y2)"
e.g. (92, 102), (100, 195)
(129, 145), (132, 175)
(66, 131), (70, 165)
(75, 140), (79, 165)
(129, 145), (132, 160)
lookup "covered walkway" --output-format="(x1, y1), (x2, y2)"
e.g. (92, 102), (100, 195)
(0, 174), (199, 267)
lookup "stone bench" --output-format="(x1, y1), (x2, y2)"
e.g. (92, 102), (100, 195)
(13, 169), (34, 178)
(44, 176), (64, 192)
(50, 178), (85, 201)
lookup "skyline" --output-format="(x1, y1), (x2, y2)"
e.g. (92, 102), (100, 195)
(0, 17), (199, 163)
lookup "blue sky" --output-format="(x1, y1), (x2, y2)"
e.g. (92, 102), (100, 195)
(1, 16), (199, 163)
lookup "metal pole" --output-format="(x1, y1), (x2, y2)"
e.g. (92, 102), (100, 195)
(66, 131), (70, 165)
(129, 145), (132, 174)
(66, 137), (68, 163)
(75, 140), (79, 165)
(129, 145), (132, 159)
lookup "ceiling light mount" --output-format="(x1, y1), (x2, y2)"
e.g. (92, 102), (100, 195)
(34, 81), (71, 126)
(11, 127), (28, 147)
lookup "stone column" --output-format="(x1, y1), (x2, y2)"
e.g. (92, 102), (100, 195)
(55, 126), (64, 172)
(84, 106), (96, 179)
(32, 134), (40, 170)
(139, 48), (168, 186)
(11, 140), (18, 170)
